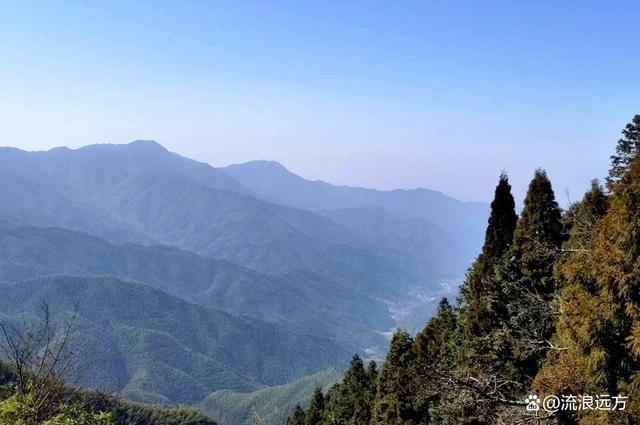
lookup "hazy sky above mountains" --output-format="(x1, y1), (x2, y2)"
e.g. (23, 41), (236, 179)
(1, 1), (638, 203)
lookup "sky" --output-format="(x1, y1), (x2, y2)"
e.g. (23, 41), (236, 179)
(1, 1), (638, 203)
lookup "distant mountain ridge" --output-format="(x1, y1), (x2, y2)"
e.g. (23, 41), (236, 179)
(0, 142), (425, 296)
(223, 159), (487, 233)
(0, 141), (485, 292)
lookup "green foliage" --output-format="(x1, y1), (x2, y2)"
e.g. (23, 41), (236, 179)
(562, 179), (609, 250)
(291, 115), (640, 424)
(0, 275), (349, 405)
(286, 406), (305, 425)
(370, 330), (418, 425)
(510, 168), (563, 292)
(42, 404), (114, 425)
(304, 388), (325, 425)
(0, 391), (115, 425)
(462, 173), (517, 343)
(323, 355), (376, 425)
(0, 392), (38, 425)
(200, 367), (342, 425)
(479, 173), (518, 264)
(608, 114), (640, 186)
(534, 116), (640, 424)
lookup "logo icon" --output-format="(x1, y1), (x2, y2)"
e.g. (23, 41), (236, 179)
(526, 395), (541, 412)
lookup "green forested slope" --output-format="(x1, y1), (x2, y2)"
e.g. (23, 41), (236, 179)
(201, 367), (343, 425)
(0, 275), (349, 405)
(0, 222), (392, 351)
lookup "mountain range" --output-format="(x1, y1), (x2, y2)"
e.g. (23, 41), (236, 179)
(0, 140), (488, 423)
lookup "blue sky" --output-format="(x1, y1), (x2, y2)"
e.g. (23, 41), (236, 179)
(1, 1), (638, 203)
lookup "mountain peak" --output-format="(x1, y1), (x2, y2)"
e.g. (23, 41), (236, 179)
(126, 139), (168, 152)
(76, 140), (169, 154)
(234, 160), (290, 172)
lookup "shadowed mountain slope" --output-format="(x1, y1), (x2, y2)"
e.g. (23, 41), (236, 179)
(0, 221), (392, 351)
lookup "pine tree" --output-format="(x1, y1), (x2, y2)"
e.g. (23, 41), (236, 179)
(370, 330), (417, 425)
(414, 298), (458, 370)
(323, 355), (374, 425)
(366, 361), (378, 392)
(502, 169), (563, 379)
(305, 388), (325, 425)
(563, 179), (609, 251)
(463, 173), (517, 337)
(535, 116), (640, 424)
(510, 168), (563, 293)
(410, 298), (458, 423)
(479, 172), (519, 265)
(608, 114), (640, 186)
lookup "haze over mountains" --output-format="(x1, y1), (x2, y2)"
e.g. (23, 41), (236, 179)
(0, 140), (488, 423)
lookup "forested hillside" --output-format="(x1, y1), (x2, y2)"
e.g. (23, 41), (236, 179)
(0, 222), (391, 351)
(0, 276), (349, 404)
(0, 337), (220, 424)
(291, 115), (640, 424)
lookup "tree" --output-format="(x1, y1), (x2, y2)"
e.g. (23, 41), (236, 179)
(0, 302), (78, 423)
(305, 388), (325, 425)
(511, 168), (563, 293)
(287, 405), (306, 425)
(365, 361), (378, 393)
(501, 169), (563, 381)
(370, 330), (417, 425)
(323, 355), (374, 425)
(463, 173), (517, 340)
(479, 172), (519, 264)
(535, 116), (640, 424)
(608, 114), (640, 186)
(562, 179), (609, 251)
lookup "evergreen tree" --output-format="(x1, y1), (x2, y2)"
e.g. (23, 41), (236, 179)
(562, 179), (609, 251)
(535, 116), (640, 424)
(305, 388), (325, 425)
(410, 298), (458, 423)
(463, 173), (517, 337)
(287, 405), (306, 425)
(366, 361), (378, 392)
(453, 174), (518, 421)
(608, 114), (640, 186)
(501, 169), (563, 380)
(323, 355), (374, 425)
(479, 172), (519, 265)
(370, 330), (417, 425)
(414, 298), (458, 370)
(510, 168), (563, 293)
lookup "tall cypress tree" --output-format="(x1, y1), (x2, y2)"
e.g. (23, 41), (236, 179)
(464, 173), (517, 337)
(510, 168), (563, 294)
(479, 172), (519, 265)
(498, 169), (563, 380)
